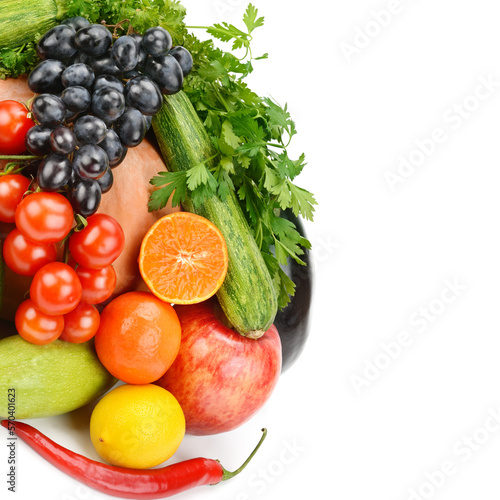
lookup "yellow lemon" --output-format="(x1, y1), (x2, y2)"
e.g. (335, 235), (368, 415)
(90, 384), (185, 469)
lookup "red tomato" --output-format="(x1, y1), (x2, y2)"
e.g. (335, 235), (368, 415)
(30, 262), (82, 316)
(3, 228), (57, 276)
(69, 214), (125, 269)
(60, 302), (100, 343)
(0, 100), (34, 155)
(15, 299), (64, 345)
(76, 265), (117, 305)
(15, 192), (74, 244)
(0, 174), (30, 223)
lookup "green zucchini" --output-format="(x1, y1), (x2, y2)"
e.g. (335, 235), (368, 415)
(0, 0), (70, 50)
(0, 336), (117, 419)
(152, 91), (278, 338)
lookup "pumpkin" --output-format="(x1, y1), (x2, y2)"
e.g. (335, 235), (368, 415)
(0, 77), (178, 321)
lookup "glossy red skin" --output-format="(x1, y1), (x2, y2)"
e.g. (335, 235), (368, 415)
(60, 302), (100, 343)
(3, 228), (57, 276)
(76, 265), (117, 305)
(69, 214), (125, 269)
(15, 299), (64, 345)
(30, 262), (82, 316)
(0, 174), (30, 223)
(15, 192), (74, 244)
(0, 100), (34, 154)
(156, 299), (282, 435)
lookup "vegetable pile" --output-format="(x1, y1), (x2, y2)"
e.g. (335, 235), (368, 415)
(0, 1), (315, 498)
(0, 0), (316, 309)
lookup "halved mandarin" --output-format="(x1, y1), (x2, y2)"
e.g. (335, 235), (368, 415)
(138, 212), (228, 304)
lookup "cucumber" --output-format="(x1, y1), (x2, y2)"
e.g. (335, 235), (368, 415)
(0, 336), (117, 419)
(0, 0), (70, 50)
(152, 91), (278, 338)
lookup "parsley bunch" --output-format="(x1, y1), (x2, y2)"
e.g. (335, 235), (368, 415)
(0, 0), (316, 308)
(150, 4), (316, 308)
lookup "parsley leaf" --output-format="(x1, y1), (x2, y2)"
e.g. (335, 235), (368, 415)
(149, 171), (188, 210)
(243, 4), (265, 34)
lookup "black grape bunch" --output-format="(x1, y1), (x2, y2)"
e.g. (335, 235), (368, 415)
(25, 16), (193, 217)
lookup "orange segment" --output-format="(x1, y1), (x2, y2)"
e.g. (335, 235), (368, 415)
(138, 212), (228, 304)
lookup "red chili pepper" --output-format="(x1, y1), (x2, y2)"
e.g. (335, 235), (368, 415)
(1, 420), (267, 499)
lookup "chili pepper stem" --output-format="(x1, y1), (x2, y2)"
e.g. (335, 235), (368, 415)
(220, 428), (267, 482)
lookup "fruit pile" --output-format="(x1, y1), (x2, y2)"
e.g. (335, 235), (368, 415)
(24, 16), (192, 217)
(0, 6), (305, 498)
(0, 17), (196, 346)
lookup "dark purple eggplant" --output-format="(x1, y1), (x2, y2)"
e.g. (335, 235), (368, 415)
(274, 209), (313, 373)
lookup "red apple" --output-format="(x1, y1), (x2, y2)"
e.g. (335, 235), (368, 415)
(155, 299), (282, 435)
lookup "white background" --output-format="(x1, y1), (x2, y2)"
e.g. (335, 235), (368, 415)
(7, 0), (500, 499)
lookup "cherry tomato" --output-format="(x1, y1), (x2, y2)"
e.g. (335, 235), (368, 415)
(0, 174), (30, 223)
(0, 100), (35, 155)
(76, 265), (117, 304)
(60, 302), (100, 343)
(15, 299), (64, 345)
(69, 214), (125, 269)
(30, 262), (82, 316)
(3, 228), (57, 276)
(15, 191), (74, 244)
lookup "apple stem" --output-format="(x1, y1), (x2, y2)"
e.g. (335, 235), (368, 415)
(221, 428), (268, 481)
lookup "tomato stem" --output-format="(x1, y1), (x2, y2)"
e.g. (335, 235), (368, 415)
(0, 155), (42, 160)
(221, 428), (267, 481)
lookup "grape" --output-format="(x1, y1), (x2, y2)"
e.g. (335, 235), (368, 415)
(144, 54), (183, 95)
(73, 52), (94, 66)
(122, 70), (141, 79)
(25, 125), (52, 156)
(111, 36), (139, 71)
(73, 115), (107, 144)
(130, 33), (148, 69)
(93, 74), (124, 94)
(61, 86), (91, 113)
(65, 109), (81, 124)
(62, 63), (95, 88)
(98, 129), (127, 167)
(50, 126), (77, 155)
(92, 55), (123, 76)
(143, 114), (152, 131)
(69, 177), (102, 217)
(114, 107), (147, 148)
(31, 94), (66, 127)
(141, 27), (172, 57)
(96, 167), (113, 193)
(92, 87), (126, 123)
(73, 144), (109, 179)
(74, 24), (112, 56)
(37, 25), (77, 61)
(37, 154), (72, 191)
(124, 76), (162, 115)
(28, 59), (66, 94)
(62, 16), (91, 32)
(169, 46), (193, 77)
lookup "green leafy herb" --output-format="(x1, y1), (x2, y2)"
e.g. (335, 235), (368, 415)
(150, 3), (316, 308)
